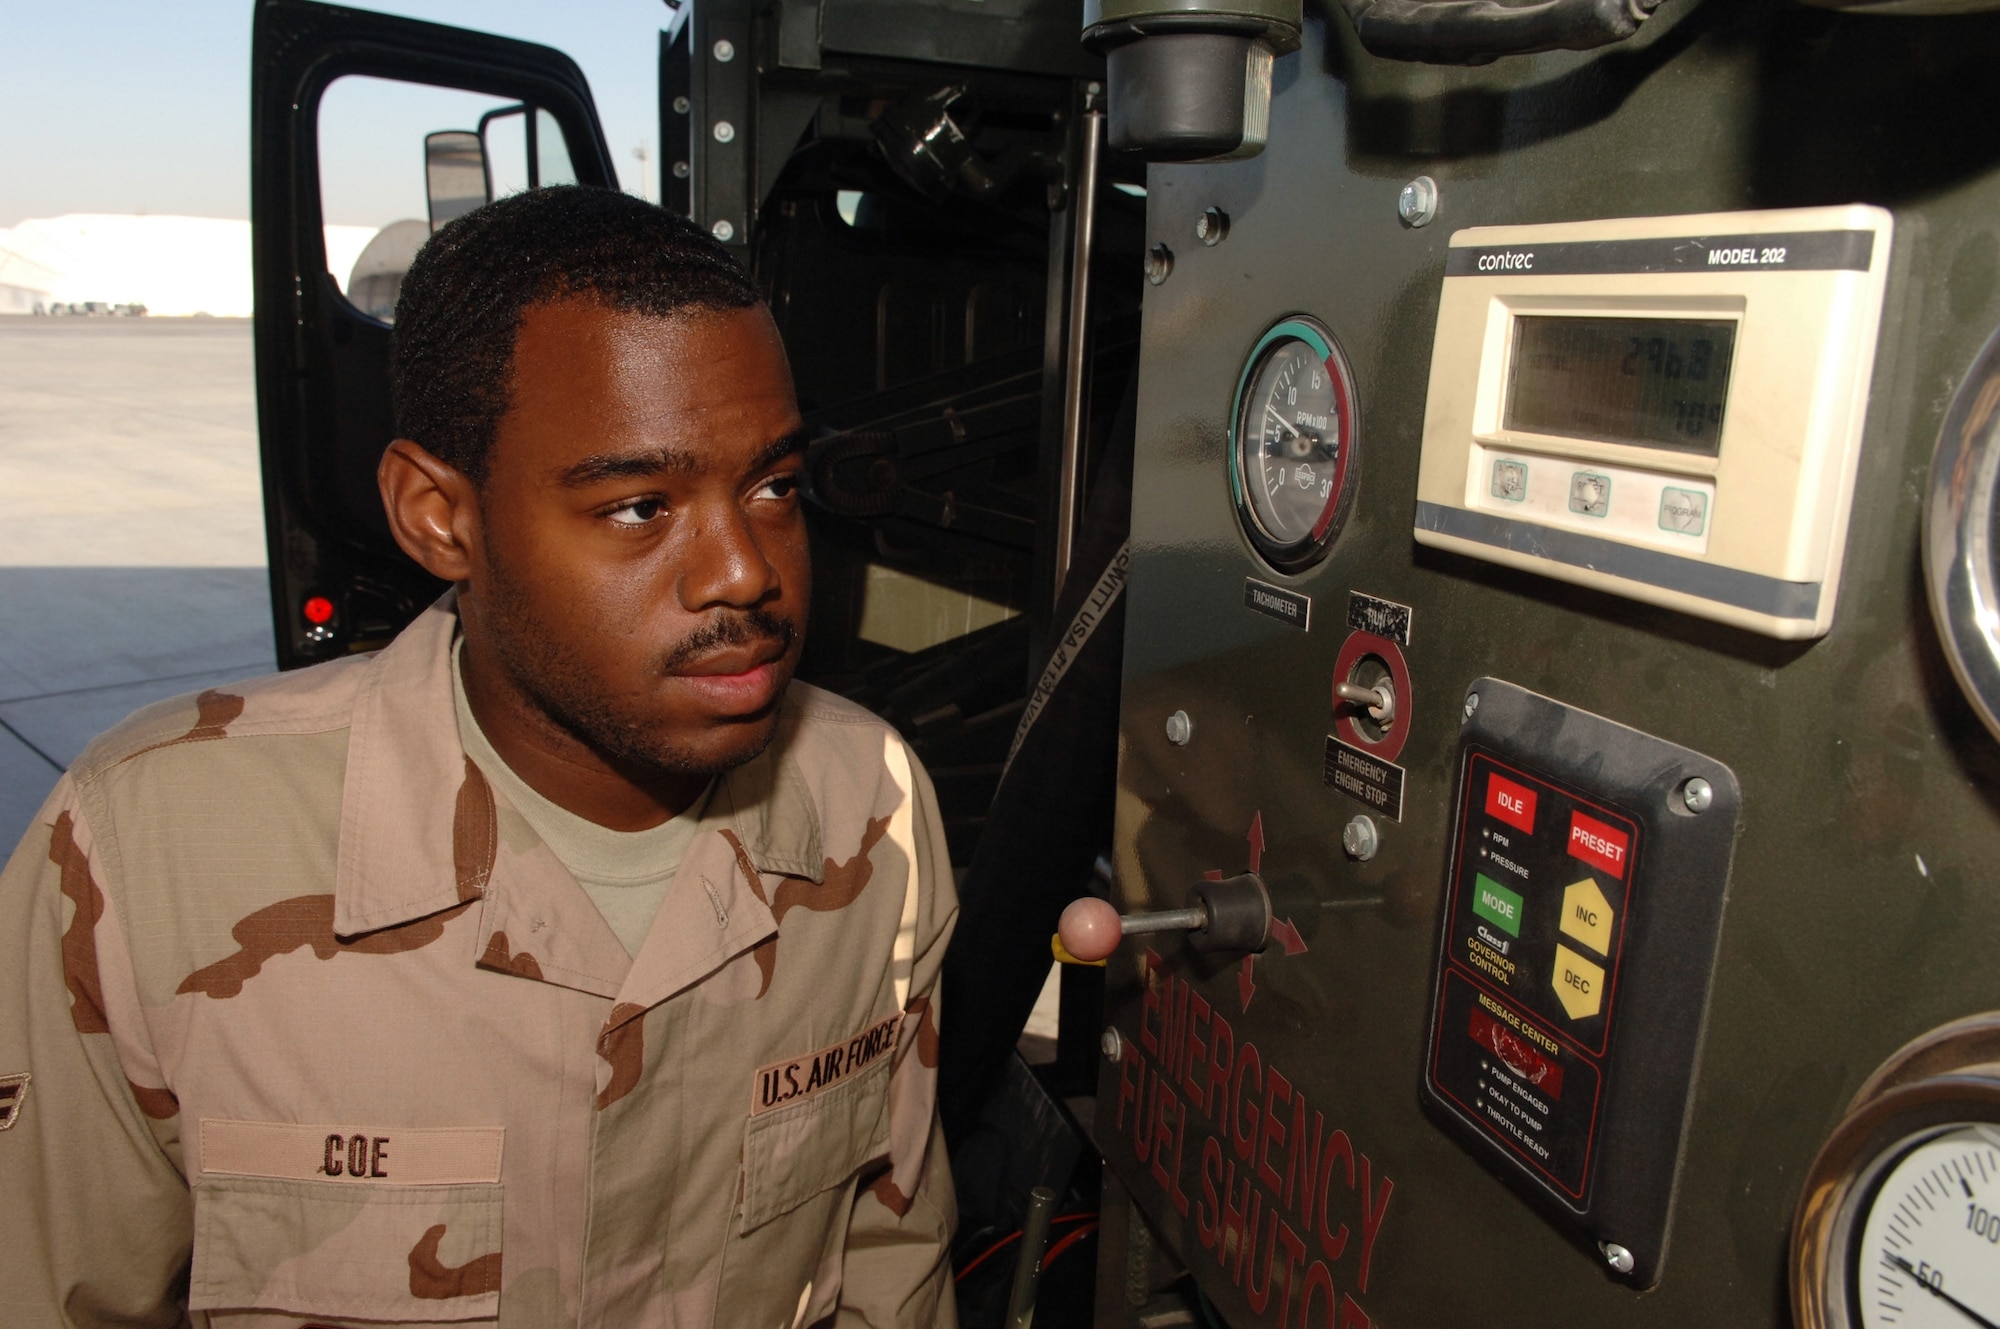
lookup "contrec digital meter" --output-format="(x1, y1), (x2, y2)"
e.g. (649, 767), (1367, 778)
(1413, 206), (1893, 639)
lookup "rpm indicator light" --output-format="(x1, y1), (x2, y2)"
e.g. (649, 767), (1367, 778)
(1229, 315), (1360, 573)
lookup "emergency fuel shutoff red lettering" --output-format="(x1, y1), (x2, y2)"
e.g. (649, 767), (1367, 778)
(1567, 811), (1629, 878)
(1486, 772), (1538, 834)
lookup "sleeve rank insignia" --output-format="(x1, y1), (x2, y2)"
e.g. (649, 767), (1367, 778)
(0, 1073), (29, 1131)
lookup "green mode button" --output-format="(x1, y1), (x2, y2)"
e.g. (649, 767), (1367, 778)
(1472, 873), (1524, 937)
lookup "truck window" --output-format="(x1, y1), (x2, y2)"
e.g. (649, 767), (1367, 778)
(317, 75), (578, 323)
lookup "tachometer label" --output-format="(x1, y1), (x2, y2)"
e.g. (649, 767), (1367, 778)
(1242, 577), (1311, 630)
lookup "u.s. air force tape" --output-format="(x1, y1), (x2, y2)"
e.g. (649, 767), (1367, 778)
(751, 1013), (903, 1117)
(199, 1119), (504, 1185)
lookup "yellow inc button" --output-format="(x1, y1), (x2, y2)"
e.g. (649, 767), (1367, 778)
(1552, 944), (1606, 1020)
(1559, 877), (1613, 956)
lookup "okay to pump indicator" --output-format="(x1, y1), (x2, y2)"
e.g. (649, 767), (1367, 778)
(1229, 315), (1361, 573)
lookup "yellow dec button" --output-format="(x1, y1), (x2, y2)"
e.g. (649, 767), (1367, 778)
(1559, 878), (1613, 956)
(1552, 944), (1605, 1020)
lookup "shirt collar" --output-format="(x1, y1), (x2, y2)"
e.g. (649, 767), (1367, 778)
(333, 595), (825, 939)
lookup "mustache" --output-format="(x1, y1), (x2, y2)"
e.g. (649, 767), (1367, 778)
(659, 609), (797, 673)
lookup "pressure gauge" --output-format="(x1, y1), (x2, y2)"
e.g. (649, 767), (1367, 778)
(1925, 324), (2000, 744)
(1229, 316), (1360, 573)
(1793, 1015), (2000, 1329)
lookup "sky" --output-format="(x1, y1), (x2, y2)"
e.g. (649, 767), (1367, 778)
(1, 0), (682, 228)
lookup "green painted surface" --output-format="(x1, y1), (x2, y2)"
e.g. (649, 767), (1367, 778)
(1473, 873), (1523, 937)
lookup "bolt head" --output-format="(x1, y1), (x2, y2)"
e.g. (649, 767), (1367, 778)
(1600, 1242), (1636, 1275)
(1165, 710), (1193, 746)
(1682, 777), (1713, 813)
(1195, 207), (1229, 246)
(1342, 815), (1379, 861)
(672, 160), (690, 179)
(673, 95), (691, 115)
(1397, 174), (1439, 228)
(1463, 692), (1480, 720)
(710, 219), (736, 242)
(1146, 243), (1174, 286)
(1101, 1026), (1125, 1062)
(712, 38), (736, 62)
(713, 120), (736, 144)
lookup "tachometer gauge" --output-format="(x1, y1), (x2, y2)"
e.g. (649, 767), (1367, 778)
(1794, 1015), (2000, 1329)
(1229, 316), (1360, 573)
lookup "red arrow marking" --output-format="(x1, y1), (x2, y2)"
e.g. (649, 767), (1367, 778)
(1271, 917), (1307, 956)
(1238, 955), (1257, 1011)
(1247, 811), (1265, 875)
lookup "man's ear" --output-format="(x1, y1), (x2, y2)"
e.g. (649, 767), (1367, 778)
(379, 439), (479, 582)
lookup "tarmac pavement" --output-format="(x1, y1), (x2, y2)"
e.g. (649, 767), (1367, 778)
(0, 316), (276, 852)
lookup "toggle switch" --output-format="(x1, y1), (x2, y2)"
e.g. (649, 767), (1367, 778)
(1055, 873), (1273, 963)
(1335, 678), (1396, 727)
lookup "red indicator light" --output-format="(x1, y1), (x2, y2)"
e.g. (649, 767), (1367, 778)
(302, 596), (336, 626)
(1468, 1004), (1564, 1099)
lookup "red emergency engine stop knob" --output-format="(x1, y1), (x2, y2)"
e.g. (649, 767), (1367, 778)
(1055, 873), (1274, 963)
(302, 595), (336, 626)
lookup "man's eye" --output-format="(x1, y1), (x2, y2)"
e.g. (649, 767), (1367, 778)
(758, 473), (802, 500)
(605, 498), (667, 527)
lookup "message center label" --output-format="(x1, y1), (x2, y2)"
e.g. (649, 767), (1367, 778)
(1426, 752), (1640, 1203)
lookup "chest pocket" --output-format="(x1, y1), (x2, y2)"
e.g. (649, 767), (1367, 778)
(740, 1048), (893, 1234)
(189, 1121), (504, 1325)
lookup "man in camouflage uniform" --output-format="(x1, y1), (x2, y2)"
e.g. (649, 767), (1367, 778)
(0, 187), (958, 1327)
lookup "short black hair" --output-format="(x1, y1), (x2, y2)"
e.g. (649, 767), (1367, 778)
(389, 185), (762, 482)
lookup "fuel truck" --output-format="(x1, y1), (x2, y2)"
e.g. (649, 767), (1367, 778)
(248, 0), (2000, 1323)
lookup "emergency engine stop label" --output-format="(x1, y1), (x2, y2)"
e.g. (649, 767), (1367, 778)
(1425, 753), (1638, 1204)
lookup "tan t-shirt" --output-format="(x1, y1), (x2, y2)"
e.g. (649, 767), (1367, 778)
(452, 640), (711, 955)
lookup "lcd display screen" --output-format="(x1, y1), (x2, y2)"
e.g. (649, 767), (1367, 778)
(1505, 316), (1737, 455)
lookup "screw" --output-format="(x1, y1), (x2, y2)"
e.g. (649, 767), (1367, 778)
(1463, 692), (1480, 721)
(672, 160), (690, 179)
(710, 219), (736, 242)
(673, 95), (691, 115)
(1087, 80), (1103, 95)
(1165, 710), (1194, 746)
(712, 38), (736, 62)
(1146, 243), (1174, 286)
(1101, 1026), (1125, 1062)
(1195, 207), (1230, 247)
(712, 120), (735, 144)
(1398, 175), (1439, 228)
(1600, 1242), (1635, 1275)
(1681, 777), (1713, 813)
(1342, 815), (1379, 862)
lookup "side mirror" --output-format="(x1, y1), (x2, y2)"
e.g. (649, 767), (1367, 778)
(424, 130), (489, 232)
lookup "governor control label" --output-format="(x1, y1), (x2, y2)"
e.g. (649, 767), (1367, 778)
(1426, 753), (1638, 1203)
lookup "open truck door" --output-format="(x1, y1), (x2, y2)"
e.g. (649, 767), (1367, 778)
(249, 0), (617, 670)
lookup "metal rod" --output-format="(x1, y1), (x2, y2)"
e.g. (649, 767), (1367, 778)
(1120, 907), (1209, 936)
(1052, 103), (1103, 597)
(1005, 1185), (1061, 1329)
(1335, 680), (1396, 725)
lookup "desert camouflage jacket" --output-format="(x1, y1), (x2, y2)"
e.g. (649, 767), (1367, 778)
(0, 602), (959, 1328)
